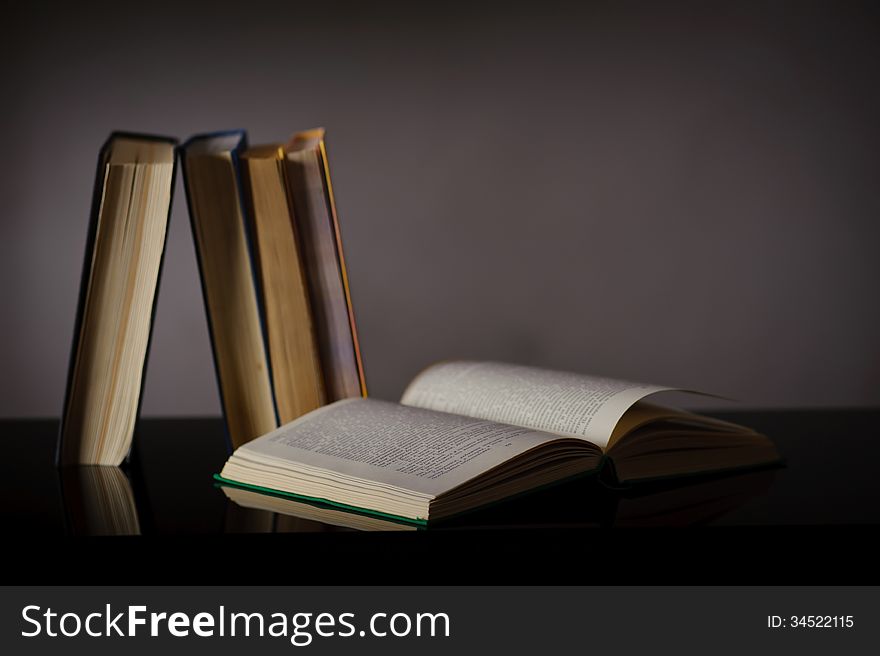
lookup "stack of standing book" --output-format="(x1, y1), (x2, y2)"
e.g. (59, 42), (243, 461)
(180, 129), (366, 450)
(59, 128), (365, 464)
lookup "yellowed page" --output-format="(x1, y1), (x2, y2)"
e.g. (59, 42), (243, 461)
(229, 398), (569, 497)
(401, 361), (675, 449)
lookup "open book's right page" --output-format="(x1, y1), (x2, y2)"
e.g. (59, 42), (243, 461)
(400, 361), (674, 450)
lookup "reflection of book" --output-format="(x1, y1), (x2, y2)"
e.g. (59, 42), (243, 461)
(220, 465), (777, 531)
(218, 361), (779, 524)
(222, 486), (417, 532)
(611, 467), (778, 527)
(59, 133), (177, 465)
(60, 466), (141, 536)
(222, 491), (276, 534)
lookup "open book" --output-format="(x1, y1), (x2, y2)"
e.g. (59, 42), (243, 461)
(216, 361), (779, 524)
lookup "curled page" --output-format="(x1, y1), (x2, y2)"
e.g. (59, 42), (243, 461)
(401, 361), (677, 449)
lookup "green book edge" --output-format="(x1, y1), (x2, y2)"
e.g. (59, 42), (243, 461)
(213, 474), (428, 526)
(215, 456), (782, 529)
(215, 464), (603, 529)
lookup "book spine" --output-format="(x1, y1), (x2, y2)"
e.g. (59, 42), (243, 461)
(56, 136), (111, 466)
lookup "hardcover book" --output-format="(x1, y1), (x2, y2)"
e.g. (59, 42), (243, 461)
(180, 131), (279, 449)
(239, 144), (325, 424)
(216, 361), (779, 524)
(283, 129), (366, 402)
(58, 133), (177, 465)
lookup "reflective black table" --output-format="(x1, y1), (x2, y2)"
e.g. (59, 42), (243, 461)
(3, 409), (879, 584)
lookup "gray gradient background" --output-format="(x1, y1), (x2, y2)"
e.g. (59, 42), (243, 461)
(2, 0), (879, 417)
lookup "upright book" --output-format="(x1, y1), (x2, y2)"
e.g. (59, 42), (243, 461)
(283, 129), (366, 402)
(58, 133), (177, 466)
(180, 131), (278, 449)
(216, 361), (779, 524)
(239, 144), (325, 424)
(182, 128), (366, 449)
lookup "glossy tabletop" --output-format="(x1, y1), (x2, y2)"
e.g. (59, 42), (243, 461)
(3, 409), (879, 584)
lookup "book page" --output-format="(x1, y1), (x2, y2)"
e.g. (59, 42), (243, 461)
(238, 398), (571, 497)
(401, 361), (674, 449)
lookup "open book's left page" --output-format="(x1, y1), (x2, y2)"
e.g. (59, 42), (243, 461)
(224, 398), (573, 497)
